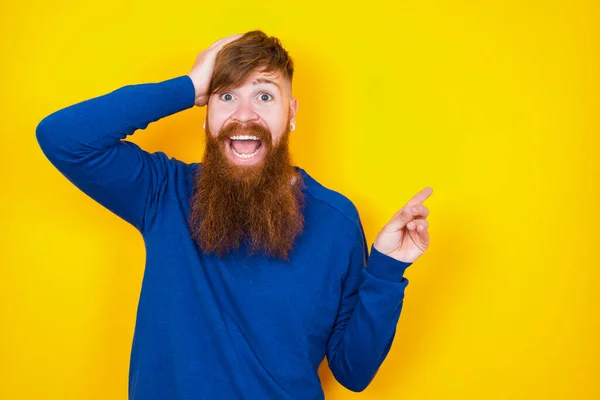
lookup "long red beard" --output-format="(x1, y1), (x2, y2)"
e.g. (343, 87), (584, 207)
(188, 119), (305, 261)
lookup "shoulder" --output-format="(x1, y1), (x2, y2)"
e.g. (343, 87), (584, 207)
(141, 152), (197, 195)
(297, 166), (360, 226)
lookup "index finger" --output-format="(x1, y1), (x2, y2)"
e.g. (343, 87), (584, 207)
(406, 186), (433, 206)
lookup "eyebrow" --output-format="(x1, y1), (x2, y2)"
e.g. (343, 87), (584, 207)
(252, 77), (282, 93)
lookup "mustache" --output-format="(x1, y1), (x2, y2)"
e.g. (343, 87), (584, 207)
(216, 121), (272, 145)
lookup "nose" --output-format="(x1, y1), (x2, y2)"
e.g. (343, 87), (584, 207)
(231, 98), (259, 125)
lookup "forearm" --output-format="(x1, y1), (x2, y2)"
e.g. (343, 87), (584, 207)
(327, 244), (411, 392)
(36, 75), (195, 162)
(35, 74), (197, 231)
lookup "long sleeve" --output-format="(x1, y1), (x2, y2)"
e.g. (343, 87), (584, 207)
(326, 217), (412, 392)
(35, 74), (196, 232)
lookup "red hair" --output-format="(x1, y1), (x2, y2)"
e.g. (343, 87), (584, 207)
(209, 30), (295, 95)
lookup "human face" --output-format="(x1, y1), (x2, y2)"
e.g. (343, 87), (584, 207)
(206, 69), (298, 167)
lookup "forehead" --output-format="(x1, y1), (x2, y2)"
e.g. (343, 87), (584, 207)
(241, 70), (287, 94)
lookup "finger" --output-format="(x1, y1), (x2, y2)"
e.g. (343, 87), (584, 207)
(408, 203), (429, 219)
(407, 219), (429, 231)
(406, 186), (433, 207)
(221, 33), (244, 45)
(407, 219), (430, 247)
(417, 224), (430, 246)
(208, 37), (228, 50)
(210, 34), (244, 50)
(385, 206), (419, 231)
(390, 203), (426, 224)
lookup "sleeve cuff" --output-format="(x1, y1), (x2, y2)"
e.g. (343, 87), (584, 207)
(366, 244), (412, 281)
(164, 75), (197, 111)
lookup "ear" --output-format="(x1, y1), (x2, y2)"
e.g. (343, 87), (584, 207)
(289, 97), (298, 125)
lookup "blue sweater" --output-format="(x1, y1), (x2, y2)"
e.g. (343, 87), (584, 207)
(35, 75), (412, 399)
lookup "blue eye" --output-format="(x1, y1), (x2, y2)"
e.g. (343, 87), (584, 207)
(219, 92), (273, 102)
(259, 92), (273, 102)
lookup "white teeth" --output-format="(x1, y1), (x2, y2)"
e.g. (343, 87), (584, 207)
(230, 135), (260, 141)
(230, 145), (261, 159)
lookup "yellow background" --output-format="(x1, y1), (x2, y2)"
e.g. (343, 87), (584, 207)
(2, 0), (599, 398)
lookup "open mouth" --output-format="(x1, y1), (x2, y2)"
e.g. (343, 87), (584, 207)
(227, 135), (264, 160)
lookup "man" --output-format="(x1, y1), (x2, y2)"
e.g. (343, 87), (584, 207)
(36, 30), (433, 399)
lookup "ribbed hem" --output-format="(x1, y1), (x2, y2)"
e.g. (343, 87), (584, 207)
(366, 244), (412, 281)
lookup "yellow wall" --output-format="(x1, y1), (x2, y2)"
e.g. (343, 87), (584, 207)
(2, 1), (599, 398)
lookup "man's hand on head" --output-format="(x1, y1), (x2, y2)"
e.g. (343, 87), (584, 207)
(187, 33), (244, 107)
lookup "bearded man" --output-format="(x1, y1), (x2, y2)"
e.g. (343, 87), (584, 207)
(36, 30), (433, 400)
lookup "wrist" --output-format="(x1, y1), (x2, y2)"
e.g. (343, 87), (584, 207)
(367, 244), (412, 281)
(185, 74), (202, 106)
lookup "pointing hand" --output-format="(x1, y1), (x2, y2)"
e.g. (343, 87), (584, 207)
(373, 187), (433, 263)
